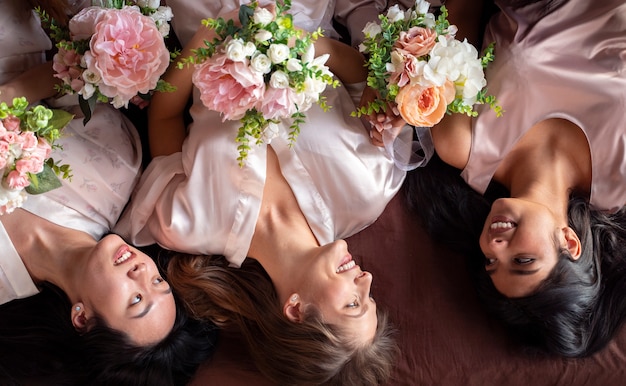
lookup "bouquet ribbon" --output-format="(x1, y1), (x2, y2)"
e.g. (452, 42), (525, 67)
(382, 125), (434, 171)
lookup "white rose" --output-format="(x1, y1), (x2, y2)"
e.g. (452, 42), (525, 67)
(362, 21), (381, 37)
(268, 43), (290, 64)
(250, 52), (272, 74)
(286, 58), (303, 72)
(386, 5), (404, 23)
(225, 38), (247, 62)
(243, 42), (257, 56)
(255, 29), (272, 42)
(253, 7), (274, 25)
(82, 69), (101, 84)
(269, 70), (290, 89)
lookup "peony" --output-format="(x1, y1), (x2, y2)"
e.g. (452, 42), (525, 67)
(193, 53), (266, 121)
(394, 26), (437, 57)
(258, 86), (301, 120)
(69, 6), (107, 40)
(395, 80), (455, 127)
(83, 7), (170, 105)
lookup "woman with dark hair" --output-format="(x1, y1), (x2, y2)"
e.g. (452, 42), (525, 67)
(0, 1), (216, 384)
(115, 3), (405, 384)
(402, 0), (626, 358)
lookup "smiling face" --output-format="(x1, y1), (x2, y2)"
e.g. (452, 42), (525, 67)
(294, 240), (378, 346)
(479, 198), (566, 298)
(74, 234), (177, 346)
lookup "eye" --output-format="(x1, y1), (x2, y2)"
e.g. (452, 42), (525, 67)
(485, 258), (496, 266)
(346, 299), (359, 309)
(514, 257), (535, 265)
(131, 294), (143, 305)
(153, 276), (165, 285)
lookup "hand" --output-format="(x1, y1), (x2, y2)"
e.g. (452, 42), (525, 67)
(359, 86), (406, 147)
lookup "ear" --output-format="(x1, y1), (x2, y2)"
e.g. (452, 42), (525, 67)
(283, 293), (303, 323)
(71, 302), (89, 333)
(562, 227), (582, 260)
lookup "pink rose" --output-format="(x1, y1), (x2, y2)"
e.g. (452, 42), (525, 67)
(193, 53), (266, 121)
(69, 6), (107, 40)
(2, 116), (20, 132)
(394, 27), (437, 57)
(84, 7), (170, 104)
(6, 170), (30, 190)
(19, 132), (38, 152)
(395, 80), (456, 127)
(15, 157), (44, 174)
(30, 139), (52, 163)
(258, 87), (301, 120)
(389, 51), (422, 87)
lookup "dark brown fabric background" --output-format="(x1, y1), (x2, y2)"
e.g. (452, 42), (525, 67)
(191, 191), (626, 386)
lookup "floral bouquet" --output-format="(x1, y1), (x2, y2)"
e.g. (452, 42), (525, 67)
(179, 0), (338, 166)
(0, 98), (73, 215)
(354, 0), (501, 127)
(38, 0), (174, 123)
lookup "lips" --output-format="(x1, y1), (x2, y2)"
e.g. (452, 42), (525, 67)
(113, 245), (135, 266)
(489, 216), (517, 235)
(336, 254), (356, 273)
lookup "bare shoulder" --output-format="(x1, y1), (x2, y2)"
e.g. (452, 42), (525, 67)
(430, 113), (472, 170)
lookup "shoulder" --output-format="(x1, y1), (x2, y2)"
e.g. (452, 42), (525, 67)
(430, 113), (472, 170)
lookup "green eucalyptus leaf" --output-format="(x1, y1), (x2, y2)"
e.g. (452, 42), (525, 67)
(25, 164), (63, 195)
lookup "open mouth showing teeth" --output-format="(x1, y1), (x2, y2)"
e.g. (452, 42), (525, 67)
(114, 250), (133, 266)
(490, 221), (516, 230)
(336, 260), (356, 273)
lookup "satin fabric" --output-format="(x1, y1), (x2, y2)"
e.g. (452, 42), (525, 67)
(0, 2), (142, 304)
(165, 0), (339, 48)
(461, 0), (626, 213)
(115, 80), (406, 267)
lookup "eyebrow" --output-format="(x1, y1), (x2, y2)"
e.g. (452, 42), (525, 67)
(132, 288), (172, 319)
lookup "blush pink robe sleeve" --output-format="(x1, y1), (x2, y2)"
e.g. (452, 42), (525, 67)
(461, 0), (626, 213)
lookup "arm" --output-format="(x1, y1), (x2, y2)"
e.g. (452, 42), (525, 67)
(430, 113), (472, 170)
(147, 24), (217, 157)
(0, 61), (60, 105)
(313, 37), (367, 84)
(334, 0), (387, 47)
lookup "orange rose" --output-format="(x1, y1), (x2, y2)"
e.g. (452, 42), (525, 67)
(393, 27), (437, 57)
(395, 81), (456, 127)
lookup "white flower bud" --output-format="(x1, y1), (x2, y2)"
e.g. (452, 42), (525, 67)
(362, 21), (381, 37)
(255, 29), (273, 42)
(285, 58), (303, 72)
(386, 5), (404, 23)
(253, 7), (274, 25)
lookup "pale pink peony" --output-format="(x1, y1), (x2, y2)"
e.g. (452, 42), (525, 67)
(393, 26), (437, 57)
(83, 7), (170, 105)
(258, 86), (301, 120)
(69, 6), (108, 41)
(192, 53), (266, 121)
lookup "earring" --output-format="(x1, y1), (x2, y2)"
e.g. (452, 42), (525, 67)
(74, 306), (81, 312)
(291, 295), (298, 302)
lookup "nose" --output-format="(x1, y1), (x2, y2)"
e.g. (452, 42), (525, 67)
(128, 262), (147, 279)
(355, 271), (373, 287)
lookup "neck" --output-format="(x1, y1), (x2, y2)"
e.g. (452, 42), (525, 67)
(247, 147), (320, 303)
(0, 209), (95, 298)
(494, 119), (591, 221)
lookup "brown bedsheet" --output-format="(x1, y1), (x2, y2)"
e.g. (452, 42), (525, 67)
(190, 190), (626, 385)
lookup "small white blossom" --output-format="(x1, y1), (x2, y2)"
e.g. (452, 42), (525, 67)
(414, 0), (431, 15)
(136, 0), (160, 9)
(285, 58), (303, 72)
(268, 43), (290, 64)
(80, 82), (97, 99)
(111, 95), (128, 109)
(261, 122), (279, 143)
(253, 7), (274, 25)
(250, 52), (272, 74)
(386, 5), (404, 23)
(269, 70), (290, 89)
(301, 43), (315, 64)
(362, 21), (381, 37)
(157, 22), (170, 37)
(255, 29), (273, 42)
(422, 13), (436, 28)
(243, 42), (257, 56)
(225, 38), (248, 62)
